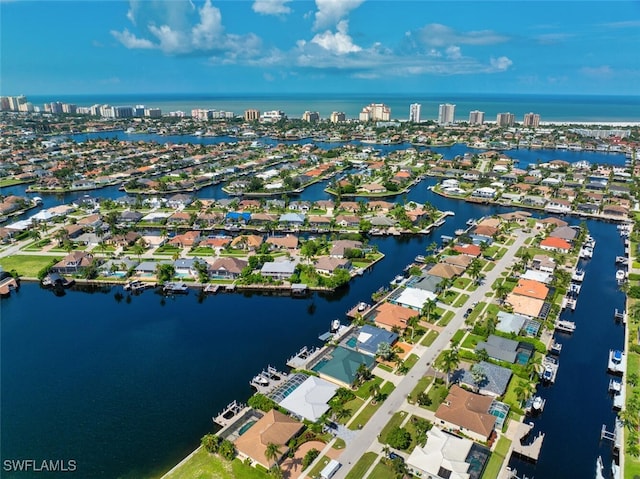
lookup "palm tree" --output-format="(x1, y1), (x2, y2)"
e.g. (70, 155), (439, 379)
(513, 380), (536, 407)
(422, 298), (437, 323)
(470, 364), (487, 392)
(468, 259), (482, 284)
(264, 442), (281, 468)
(495, 282), (510, 304)
(618, 409), (639, 432)
(438, 348), (460, 387)
(369, 382), (381, 403)
(334, 407), (351, 422)
(407, 315), (420, 341)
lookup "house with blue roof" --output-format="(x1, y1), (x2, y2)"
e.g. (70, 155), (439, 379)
(279, 212), (306, 226)
(351, 324), (399, 357)
(225, 211), (252, 224)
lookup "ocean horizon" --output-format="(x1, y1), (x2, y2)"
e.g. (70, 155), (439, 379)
(27, 92), (640, 123)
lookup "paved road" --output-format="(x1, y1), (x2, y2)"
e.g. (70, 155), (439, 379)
(330, 229), (532, 479)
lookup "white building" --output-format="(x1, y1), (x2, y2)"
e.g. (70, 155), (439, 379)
(261, 110), (286, 122)
(359, 103), (391, 122)
(438, 103), (456, 125)
(468, 110), (485, 125)
(409, 103), (421, 123)
(406, 428), (475, 479)
(330, 111), (346, 123)
(496, 112), (515, 127)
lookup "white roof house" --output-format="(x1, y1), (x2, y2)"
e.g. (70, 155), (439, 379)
(279, 376), (339, 422)
(406, 428), (474, 479)
(391, 287), (437, 311)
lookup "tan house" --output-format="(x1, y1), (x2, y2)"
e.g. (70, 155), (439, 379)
(435, 385), (496, 442)
(234, 410), (304, 469)
(266, 235), (299, 250)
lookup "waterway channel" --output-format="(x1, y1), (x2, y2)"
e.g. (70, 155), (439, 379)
(0, 138), (630, 478)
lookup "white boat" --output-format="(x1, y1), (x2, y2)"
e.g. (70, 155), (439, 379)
(580, 247), (593, 259)
(390, 274), (405, 286)
(572, 269), (585, 282)
(330, 319), (340, 333)
(596, 456), (605, 479)
(251, 375), (269, 387)
(414, 255), (426, 263)
(608, 349), (626, 374)
(532, 396), (544, 411)
(609, 378), (622, 393)
(615, 256), (628, 265)
(357, 302), (368, 312)
(615, 270), (626, 282)
(612, 461), (620, 479)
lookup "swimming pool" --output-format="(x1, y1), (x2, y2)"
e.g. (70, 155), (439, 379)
(238, 420), (257, 436)
(346, 337), (357, 348)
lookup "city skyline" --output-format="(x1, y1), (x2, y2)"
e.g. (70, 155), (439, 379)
(2, 1), (640, 97)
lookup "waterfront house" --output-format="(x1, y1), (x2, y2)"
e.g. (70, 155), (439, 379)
(119, 211), (143, 224)
(539, 236), (571, 252)
(350, 324), (399, 357)
(51, 251), (94, 274)
(390, 287), (437, 311)
(406, 427), (484, 479)
(603, 204), (628, 218)
(369, 215), (396, 228)
(166, 194), (193, 208)
(452, 244), (482, 257)
(173, 258), (206, 278)
(411, 274), (444, 294)
(511, 278), (549, 300)
(260, 260), (297, 280)
(577, 203), (599, 214)
(531, 255), (556, 273)
(370, 302), (416, 331)
(266, 234), (299, 250)
(504, 293), (545, 318)
(168, 231), (201, 248)
(226, 212), (252, 225)
(231, 234), (264, 251)
(538, 217), (568, 229)
(199, 236), (232, 251)
(278, 212), (305, 227)
(549, 225), (578, 242)
(278, 375), (339, 423)
(207, 257), (247, 279)
(475, 335), (533, 364)
(360, 183), (386, 194)
(434, 385), (496, 442)
(427, 262), (465, 279)
(313, 256), (351, 275)
(249, 213), (278, 226)
(452, 361), (513, 397)
(234, 409), (304, 470)
(495, 311), (531, 335)
(335, 215), (360, 228)
(472, 187), (497, 199)
(442, 254), (474, 269)
(544, 199), (572, 214)
(167, 211), (192, 225)
(472, 224), (498, 238)
(329, 240), (363, 258)
(77, 213), (103, 230)
(99, 257), (138, 277)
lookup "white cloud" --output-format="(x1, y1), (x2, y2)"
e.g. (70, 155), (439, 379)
(490, 56), (513, 71)
(252, 0), (292, 15)
(417, 23), (508, 47)
(311, 20), (361, 54)
(313, 0), (365, 30)
(126, 8), (135, 24)
(581, 65), (613, 78)
(445, 46), (462, 60)
(148, 24), (189, 54)
(111, 29), (155, 49)
(191, 0), (224, 50)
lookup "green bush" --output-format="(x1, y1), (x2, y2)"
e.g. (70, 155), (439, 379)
(387, 426), (412, 450)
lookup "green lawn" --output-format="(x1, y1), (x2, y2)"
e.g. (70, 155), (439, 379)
(453, 277), (471, 289)
(345, 451), (377, 479)
(347, 385), (394, 431)
(368, 460), (396, 479)
(439, 290), (459, 305)
(0, 255), (59, 277)
(404, 353), (419, 370)
(481, 436), (511, 479)
(355, 376), (384, 399)
(437, 310), (455, 326)
(424, 381), (449, 411)
(379, 411), (408, 445)
(453, 293), (470, 308)
(332, 438), (345, 450)
(409, 376), (433, 401)
(307, 455), (332, 479)
(461, 333), (485, 350)
(338, 397), (364, 424)
(483, 261), (496, 272)
(161, 448), (268, 479)
(377, 363), (393, 373)
(421, 330), (439, 346)
(451, 329), (466, 346)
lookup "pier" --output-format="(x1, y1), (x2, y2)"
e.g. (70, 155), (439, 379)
(286, 345), (323, 369)
(614, 308), (626, 323)
(213, 400), (247, 427)
(555, 320), (576, 333)
(0, 276), (18, 296)
(511, 422), (545, 463)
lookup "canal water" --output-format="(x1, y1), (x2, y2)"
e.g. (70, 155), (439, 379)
(0, 138), (629, 478)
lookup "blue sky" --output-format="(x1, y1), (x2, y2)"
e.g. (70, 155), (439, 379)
(2, 0), (640, 96)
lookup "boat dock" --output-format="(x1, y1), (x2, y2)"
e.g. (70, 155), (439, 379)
(540, 356), (559, 383)
(512, 422), (545, 462)
(561, 296), (577, 311)
(601, 418), (623, 453)
(249, 365), (289, 394)
(213, 400), (247, 427)
(203, 283), (220, 294)
(549, 341), (562, 355)
(0, 276), (18, 296)
(286, 345), (323, 369)
(614, 308), (626, 323)
(555, 320), (576, 333)
(347, 301), (371, 319)
(572, 269), (585, 282)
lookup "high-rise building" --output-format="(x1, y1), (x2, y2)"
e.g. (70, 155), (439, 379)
(330, 111), (346, 123)
(438, 104), (455, 124)
(62, 103), (77, 114)
(468, 110), (485, 125)
(359, 103), (391, 122)
(260, 110), (286, 122)
(523, 112), (540, 128)
(144, 108), (162, 118)
(496, 112), (515, 127)
(244, 109), (260, 121)
(302, 111), (320, 122)
(114, 106), (133, 118)
(409, 103), (421, 123)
